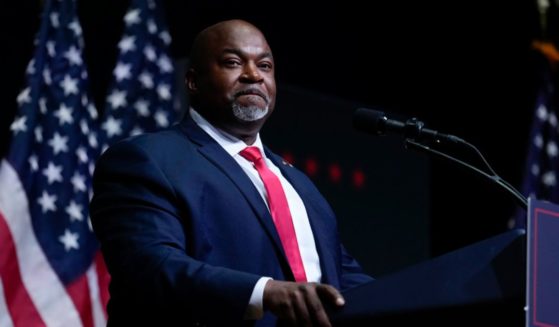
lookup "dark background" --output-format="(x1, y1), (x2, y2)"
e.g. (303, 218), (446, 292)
(1, 0), (545, 276)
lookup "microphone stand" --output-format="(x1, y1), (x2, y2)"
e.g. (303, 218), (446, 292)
(404, 138), (527, 210)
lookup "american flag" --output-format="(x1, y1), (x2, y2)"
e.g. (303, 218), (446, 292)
(100, 0), (177, 145)
(514, 59), (559, 229)
(0, 0), (177, 325)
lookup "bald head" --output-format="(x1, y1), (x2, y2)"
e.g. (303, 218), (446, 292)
(190, 20), (270, 72)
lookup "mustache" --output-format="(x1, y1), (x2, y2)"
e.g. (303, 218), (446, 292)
(234, 88), (270, 103)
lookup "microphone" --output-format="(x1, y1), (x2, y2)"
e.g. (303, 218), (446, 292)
(352, 107), (527, 209)
(353, 108), (464, 144)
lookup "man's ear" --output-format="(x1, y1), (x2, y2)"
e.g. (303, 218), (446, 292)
(186, 69), (198, 93)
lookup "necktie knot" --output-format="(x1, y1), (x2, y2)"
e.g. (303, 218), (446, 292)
(239, 146), (263, 163)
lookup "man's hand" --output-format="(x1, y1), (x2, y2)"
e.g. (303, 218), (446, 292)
(263, 280), (345, 327)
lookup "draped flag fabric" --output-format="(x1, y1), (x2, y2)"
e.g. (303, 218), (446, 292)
(514, 55), (559, 229)
(0, 0), (177, 325)
(101, 0), (177, 144)
(0, 0), (107, 326)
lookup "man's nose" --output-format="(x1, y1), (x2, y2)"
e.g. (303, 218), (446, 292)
(240, 63), (263, 82)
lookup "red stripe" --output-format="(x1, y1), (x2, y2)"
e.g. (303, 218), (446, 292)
(0, 211), (46, 327)
(66, 272), (93, 327)
(94, 252), (110, 318)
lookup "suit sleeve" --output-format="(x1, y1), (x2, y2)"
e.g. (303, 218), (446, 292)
(89, 140), (261, 324)
(339, 244), (375, 290)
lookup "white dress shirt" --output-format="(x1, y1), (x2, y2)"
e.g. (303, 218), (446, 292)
(189, 108), (322, 319)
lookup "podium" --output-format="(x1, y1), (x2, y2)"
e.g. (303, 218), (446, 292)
(329, 229), (526, 326)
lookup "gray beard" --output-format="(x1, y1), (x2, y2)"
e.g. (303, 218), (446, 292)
(232, 104), (269, 122)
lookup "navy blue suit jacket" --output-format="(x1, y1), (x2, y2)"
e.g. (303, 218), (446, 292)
(90, 116), (373, 326)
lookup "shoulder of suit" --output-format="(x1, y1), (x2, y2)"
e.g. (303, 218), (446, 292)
(104, 125), (194, 155)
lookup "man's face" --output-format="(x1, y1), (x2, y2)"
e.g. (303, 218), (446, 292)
(191, 24), (276, 134)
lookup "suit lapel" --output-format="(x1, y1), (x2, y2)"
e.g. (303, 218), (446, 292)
(178, 118), (291, 273)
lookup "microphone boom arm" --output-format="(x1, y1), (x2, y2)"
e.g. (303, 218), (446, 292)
(404, 139), (528, 210)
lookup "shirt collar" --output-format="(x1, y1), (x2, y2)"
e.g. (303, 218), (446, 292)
(189, 108), (266, 157)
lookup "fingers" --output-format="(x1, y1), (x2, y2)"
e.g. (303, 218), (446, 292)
(316, 283), (345, 307)
(291, 287), (312, 327)
(303, 285), (332, 327)
(263, 280), (342, 327)
(263, 280), (297, 324)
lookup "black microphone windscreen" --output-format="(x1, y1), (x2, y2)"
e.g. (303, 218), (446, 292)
(353, 108), (386, 134)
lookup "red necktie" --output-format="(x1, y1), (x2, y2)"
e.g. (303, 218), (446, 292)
(240, 146), (307, 282)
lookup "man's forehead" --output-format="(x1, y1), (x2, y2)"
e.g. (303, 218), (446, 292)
(219, 45), (272, 57)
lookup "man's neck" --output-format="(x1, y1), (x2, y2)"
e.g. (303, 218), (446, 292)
(190, 107), (259, 146)
(194, 108), (260, 145)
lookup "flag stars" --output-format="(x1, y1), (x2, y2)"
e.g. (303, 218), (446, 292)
(155, 110), (169, 127)
(76, 146), (89, 163)
(17, 87), (31, 105)
(29, 155), (39, 172)
(68, 20), (82, 36)
(48, 132), (69, 154)
(549, 113), (557, 127)
(50, 12), (60, 28)
(534, 134), (544, 148)
(130, 126), (144, 136)
(147, 19), (157, 34)
(87, 104), (98, 119)
(10, 116), (27, 135)
(39, 98), (48, 114)
(157, 84), (171, 100)
(42, 162), (63, 184)
(546, 141), (558, 157)
(71, 172), (87, 192)
(37, 191), (57, 213)
(35, 126), (43, 143)
(54, 104), (74, 125)
(531, 164), (540, 176)
(118, 36), (136, 53)
(114, 62), (132, 82)
(26, 59), (35, 75)
(542, 171), (557, 187)
(88, 132), (98, 148)
(159, 31), (172, 45)
(102, 116), (123, 138)
(134, 99), (150, 116)
(537, 104), (548, 121)
(157, 55), (173, 73)
(43, 68), (52, 85)
(144, 45), (156, 61)
(60, 75), (79, 96)
(124, 9), (141, 26)
(107, 90), (128, 109)
(80, 119), (89, 134)
(59, 229), (79, 251)
(66, 201), (84, 222)
(139, 72), (154, 89)
(64, 46), (82, 66)
(46, 41), (56, 57)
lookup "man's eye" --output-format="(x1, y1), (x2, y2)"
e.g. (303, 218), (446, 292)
(259, 63), (273, 70)
(224, 60), (241, 67)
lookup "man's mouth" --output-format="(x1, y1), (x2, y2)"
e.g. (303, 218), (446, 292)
(235, 89), (269, 103)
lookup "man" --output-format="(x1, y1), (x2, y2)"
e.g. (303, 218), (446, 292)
(90, 19), (373, 327)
